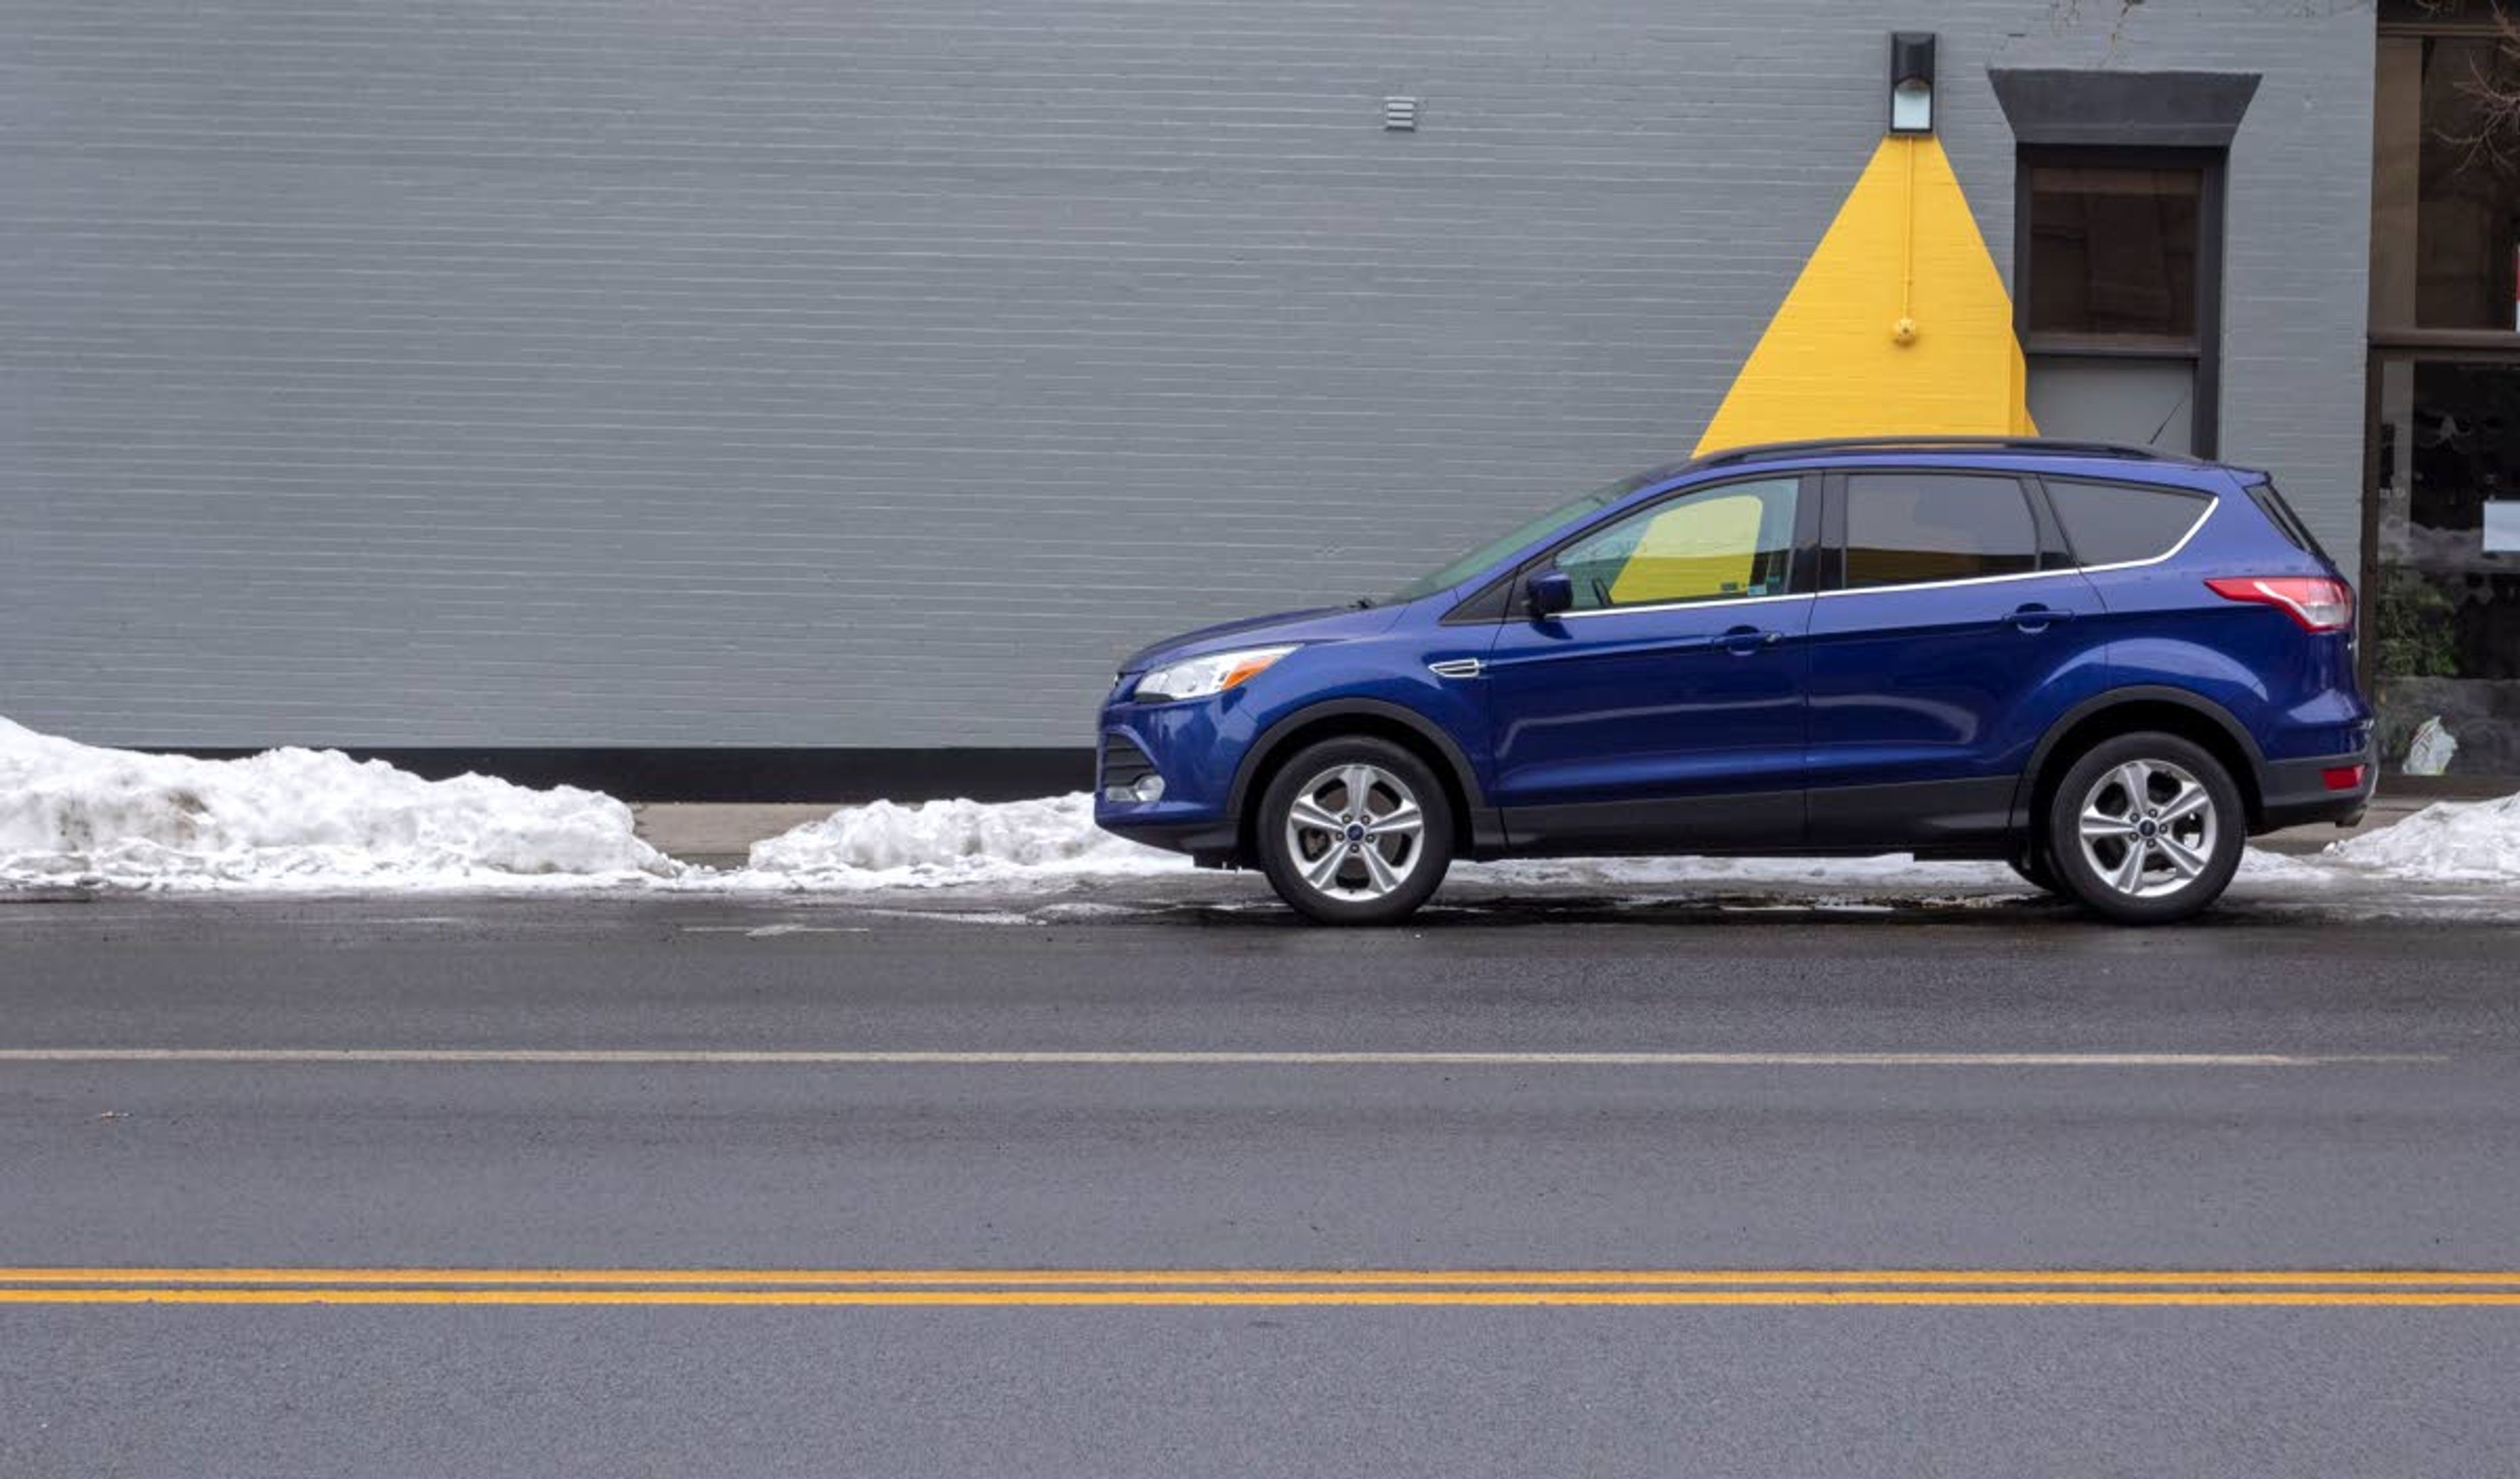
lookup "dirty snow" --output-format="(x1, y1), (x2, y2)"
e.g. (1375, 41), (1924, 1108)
(739, 794), (1186, 889)
(2326, 793), (2520, 882)
(0, 716), (678, 890)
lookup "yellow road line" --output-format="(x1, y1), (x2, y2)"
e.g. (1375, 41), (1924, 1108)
(0, 1048), (2439, 1067)
(3, 1288), (2518, 1308)
(4, 1268), (2518, 1287)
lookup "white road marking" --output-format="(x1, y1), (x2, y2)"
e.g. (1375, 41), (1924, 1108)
(678, 924), (872, 937)
(0, 1049), (2439, 1067)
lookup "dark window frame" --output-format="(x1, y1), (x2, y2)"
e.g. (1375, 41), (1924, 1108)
(1818, 469), (2046, 593)
(2014, 144), (2228, 458)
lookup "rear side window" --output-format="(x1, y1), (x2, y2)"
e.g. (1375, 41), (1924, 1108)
(1839, 473), (2039, 589)
(2046, 479), (2212, 566)
(2242, 479), (2334, 565)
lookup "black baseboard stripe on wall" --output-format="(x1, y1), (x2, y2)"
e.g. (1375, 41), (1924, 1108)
(138, 748), (1097, 804)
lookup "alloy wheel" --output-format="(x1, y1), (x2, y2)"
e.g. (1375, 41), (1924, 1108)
(1282, 762), (1427, 901)
(2074, 758), (2219, 900)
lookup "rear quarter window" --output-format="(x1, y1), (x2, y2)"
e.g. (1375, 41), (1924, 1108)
(2044, 479), (2213, 567)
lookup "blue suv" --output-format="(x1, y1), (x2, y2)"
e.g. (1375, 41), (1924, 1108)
(1095, 437), (2374, 925)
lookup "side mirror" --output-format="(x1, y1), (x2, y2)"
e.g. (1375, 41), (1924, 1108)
(1526, 570), (1574, 619)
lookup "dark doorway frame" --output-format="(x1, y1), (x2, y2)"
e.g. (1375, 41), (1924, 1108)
(2012, 144), (2230, 458)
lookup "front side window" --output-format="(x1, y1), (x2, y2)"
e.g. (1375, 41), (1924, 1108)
(1840, 474), (2040, 589)
(2046, 479), (2212, 566)
(1551, 477), (1800, 612)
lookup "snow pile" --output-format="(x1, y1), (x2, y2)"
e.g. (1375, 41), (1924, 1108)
(742, 792), (1188, 889)
(2326, 793), (2520, 882)
(0, 717), (679, 890)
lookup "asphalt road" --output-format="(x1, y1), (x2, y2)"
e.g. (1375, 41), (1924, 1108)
(3, 890), (2517, 1476)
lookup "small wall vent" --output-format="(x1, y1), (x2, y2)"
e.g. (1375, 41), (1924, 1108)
(1382, 96), (1419, 131)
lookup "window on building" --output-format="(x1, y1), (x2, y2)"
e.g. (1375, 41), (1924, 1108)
(2373, 11), (2520, 330)
(1839, 474), (2039, 589)
(1551, 477), (1799, 611)
(2026, 166), (2202, 344)
(2016, 146), (2224, 458)
(2045, 479), (2212, 565)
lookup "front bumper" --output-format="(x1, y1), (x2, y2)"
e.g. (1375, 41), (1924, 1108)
(1091, 689), (1255, 862)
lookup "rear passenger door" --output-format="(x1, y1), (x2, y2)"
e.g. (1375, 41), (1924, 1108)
(1803, 469), (2107, 849)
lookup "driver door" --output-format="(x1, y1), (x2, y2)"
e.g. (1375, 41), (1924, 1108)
(1482, 474), (1818, 853)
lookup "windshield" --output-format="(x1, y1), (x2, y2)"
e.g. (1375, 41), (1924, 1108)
(1379, 473), (1656, 605)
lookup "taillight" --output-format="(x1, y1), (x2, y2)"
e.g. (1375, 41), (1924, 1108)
(2205, 576), (2354, 632)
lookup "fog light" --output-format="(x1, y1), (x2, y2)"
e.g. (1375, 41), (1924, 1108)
(1131, 774), (1167, 803)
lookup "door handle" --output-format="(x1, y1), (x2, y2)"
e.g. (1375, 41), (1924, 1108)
(2009, 603), (2075, 632)
(1717, 626), (1779, 655)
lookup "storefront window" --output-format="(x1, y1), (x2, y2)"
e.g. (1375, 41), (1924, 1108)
(2374, 20), (2520, 328)
(2368, 358), (2520, 770)
(2371, 6), (2520, 774)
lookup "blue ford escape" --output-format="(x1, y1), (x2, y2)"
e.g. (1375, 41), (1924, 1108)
(1094, 437), (2374, 926)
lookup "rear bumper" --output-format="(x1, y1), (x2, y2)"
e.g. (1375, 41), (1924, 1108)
(2257, 742), (2377, 832)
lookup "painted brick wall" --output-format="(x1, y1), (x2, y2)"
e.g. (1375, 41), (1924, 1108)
(0, 0), (2370, 748)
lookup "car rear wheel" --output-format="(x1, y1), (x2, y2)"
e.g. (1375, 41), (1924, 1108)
(2043, 731), (2244, 925)
(1255, 737), (1453, 926)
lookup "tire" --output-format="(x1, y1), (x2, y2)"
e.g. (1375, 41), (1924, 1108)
(2043, 731), (2246, 925)
(1254, 737), (1454, 926)
(2007, 844), (2061, 895)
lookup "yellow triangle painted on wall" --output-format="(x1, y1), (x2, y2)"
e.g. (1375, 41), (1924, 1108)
(1692, 136), (2034, 456)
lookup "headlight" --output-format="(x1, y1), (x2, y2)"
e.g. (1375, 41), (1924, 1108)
(1134, 645), (1297, 702)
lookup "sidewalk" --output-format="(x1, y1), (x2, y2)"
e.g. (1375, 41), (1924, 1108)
(632, 779), (2516, 868)
(631, 803), (831, 870)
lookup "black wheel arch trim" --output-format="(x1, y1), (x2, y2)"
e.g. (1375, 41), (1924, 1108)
(1227, 697), (1498, 853)
(2011, 685), (2265, 832)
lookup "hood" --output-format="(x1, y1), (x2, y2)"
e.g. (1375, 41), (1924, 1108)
(1118, 603), (1408, 674)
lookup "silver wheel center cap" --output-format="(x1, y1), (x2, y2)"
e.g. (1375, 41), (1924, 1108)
(1345, 823), (1366, 842)
(2138, 819), (2158, 838)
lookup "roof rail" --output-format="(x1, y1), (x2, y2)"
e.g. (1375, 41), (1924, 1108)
(1688, 435), (2202, 470)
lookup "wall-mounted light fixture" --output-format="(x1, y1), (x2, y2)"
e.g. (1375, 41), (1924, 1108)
(1889, 32), (1936, 135)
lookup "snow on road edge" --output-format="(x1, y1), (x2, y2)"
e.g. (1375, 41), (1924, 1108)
(2325, 793), (2520, 881)
(0, 716), (678, 890)
(738, 794), (1186, 889)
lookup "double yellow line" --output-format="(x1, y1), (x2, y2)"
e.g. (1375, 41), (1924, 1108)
(4, 1268), (2518, 1308)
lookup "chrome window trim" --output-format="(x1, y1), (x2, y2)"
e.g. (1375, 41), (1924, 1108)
(1816, 484), (2218, 599)
(1554, 589), (1810, 622)
(1486, 474), (2221, 619)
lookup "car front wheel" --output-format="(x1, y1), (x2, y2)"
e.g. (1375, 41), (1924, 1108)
(2043, 731), (2245, 925)
(1255, 737), (1453, 926)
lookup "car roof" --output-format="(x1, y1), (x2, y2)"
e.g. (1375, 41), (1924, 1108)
(1648, 436), (2254, 490)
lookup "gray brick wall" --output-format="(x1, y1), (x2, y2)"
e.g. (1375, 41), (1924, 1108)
(0, 0), (2370, 749)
